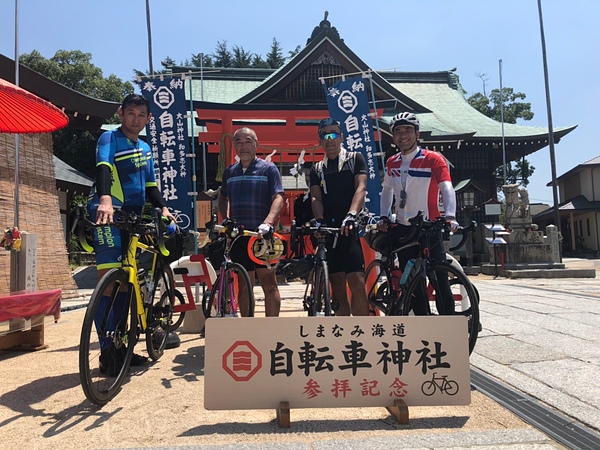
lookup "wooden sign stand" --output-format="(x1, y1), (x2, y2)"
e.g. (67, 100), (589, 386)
(275, 399), (409, 428)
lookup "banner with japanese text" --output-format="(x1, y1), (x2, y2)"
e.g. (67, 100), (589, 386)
(323, 75), (381, 217)
(142, 77), (192, 230)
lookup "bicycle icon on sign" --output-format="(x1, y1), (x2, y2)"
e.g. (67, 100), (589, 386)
(170, 209), (191, 230)
(421, 372), (459, 396)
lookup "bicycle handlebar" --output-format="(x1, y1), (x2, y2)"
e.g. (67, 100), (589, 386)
(367, 212), (477, 250)
(448, 220), (477, 252)
(295, 225), (342, 235)
(71, 204), (172, 256)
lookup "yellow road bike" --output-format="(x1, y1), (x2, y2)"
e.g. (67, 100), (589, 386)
(73, 206), (178, 405)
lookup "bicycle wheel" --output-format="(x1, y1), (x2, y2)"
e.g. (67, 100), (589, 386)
(169, 289), (186, 332)
(203, 263), (255, 318)
(402, 262), (480, 354)
(145, 262), (175, 360)
(444, 380), (459, 395)
(79, 268), (137, 406)
(365, 259), (396, 315)
(421, 381), (436, 396)
(312, 260), (332, 316)
(302, 268), (316, 315)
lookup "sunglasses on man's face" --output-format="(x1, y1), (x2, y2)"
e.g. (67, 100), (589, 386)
(319, 132), (340, 141)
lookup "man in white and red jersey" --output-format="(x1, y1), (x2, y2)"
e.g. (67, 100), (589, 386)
(379, 112), (457, 315)
(380, 112), (457, 228)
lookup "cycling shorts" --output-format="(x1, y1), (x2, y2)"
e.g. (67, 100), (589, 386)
(325, 233), (365, 275)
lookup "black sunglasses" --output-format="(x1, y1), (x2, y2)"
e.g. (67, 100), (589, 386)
(398, 190), (407, 209)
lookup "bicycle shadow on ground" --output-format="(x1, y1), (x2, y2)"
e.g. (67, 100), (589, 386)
(0, 372), (123, 436)
(161, 340), (205, 389)
(181, 414), (470, 436)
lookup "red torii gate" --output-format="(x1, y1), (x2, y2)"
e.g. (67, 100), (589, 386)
(194, 106), (383, 166)
(194, 106), (381, 274)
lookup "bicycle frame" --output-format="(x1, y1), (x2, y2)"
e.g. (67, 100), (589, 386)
(215, 230), (240, 315)
(299, 225), (340, 316)
(201, 219), (258, 318)
(122, 234), (155, 331)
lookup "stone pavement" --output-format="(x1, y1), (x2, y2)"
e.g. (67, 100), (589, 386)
(3, 258), (598, 449)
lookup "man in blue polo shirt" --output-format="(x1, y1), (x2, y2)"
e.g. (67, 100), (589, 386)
(218, 127), (285, 316)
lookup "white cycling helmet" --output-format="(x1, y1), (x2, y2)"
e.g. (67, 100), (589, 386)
(390, 112), (420, 132)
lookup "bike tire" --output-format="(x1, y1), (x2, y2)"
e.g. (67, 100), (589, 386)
(302, 268), (316, 316)
(313, 260), (332, 316)
(79, 268), (137, 406)
(146, 262), (175, 360)
(169, 289), (186, 332)
(364, 259), (396, 315)
(203, 263), (255, 318)
(402, 261), (480, 354)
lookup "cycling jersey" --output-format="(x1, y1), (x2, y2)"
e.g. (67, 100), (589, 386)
(88, 128), (157, 209)
(309, 149), (368, 226)
(87, 128), (158, 269)
(381, 147), (451, 225)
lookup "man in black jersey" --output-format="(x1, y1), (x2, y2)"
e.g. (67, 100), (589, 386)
(309, 118), (369, 316)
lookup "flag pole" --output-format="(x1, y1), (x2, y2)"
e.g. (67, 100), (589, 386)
(537, 0), (561, 261)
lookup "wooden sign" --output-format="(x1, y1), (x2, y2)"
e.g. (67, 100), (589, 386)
(204, 316), (470, 410)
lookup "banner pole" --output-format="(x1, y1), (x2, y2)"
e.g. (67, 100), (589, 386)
(188, 72), (198, 252)
(364, 70), (385, 172)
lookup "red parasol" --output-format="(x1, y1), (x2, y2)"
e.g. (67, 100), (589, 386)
(0, 77), (68, 134)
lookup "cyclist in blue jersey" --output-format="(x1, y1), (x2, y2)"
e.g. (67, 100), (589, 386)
(87, 94), (175, 375)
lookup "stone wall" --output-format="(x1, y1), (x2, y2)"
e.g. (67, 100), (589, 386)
(0, 133), (77, 294)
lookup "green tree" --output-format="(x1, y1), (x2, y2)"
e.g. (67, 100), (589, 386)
(20, 50), (133, 100)
(266, 38), (285, 69)
(288, 45), (302, 59)
(232, 45), (253, 68)
(468, 85), (536, 188)
(190, 53), (213, 68)
(495, 159), (536, 188)
(212, 40), (233, 68)
(468, 87), (534, 124)
(19, 50), (134, 177)
(251, 54), (270, 68)
(133, 56), (178, 88)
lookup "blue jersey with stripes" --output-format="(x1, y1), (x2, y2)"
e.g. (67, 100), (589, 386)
(87, 128), (158, 210)
(86, 128), (159, 269)
(221, 158), (284, 230)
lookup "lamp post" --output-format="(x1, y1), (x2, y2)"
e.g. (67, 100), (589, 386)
(458, 189), (479, 271)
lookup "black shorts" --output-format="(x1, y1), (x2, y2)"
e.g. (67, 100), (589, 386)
(325, 233), (365, 275)
(229, 235), (261, 272)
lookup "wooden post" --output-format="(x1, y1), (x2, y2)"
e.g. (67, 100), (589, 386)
(386, 399), (409, 424)
(276, 401), (290, 428)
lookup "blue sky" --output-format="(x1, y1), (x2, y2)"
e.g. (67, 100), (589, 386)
(1, 0), (598, 205)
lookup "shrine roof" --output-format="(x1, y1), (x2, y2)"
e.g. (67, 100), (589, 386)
(385, 78), (576, 140)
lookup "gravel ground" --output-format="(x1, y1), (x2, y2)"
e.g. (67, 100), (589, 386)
(0, 295), (538, 450)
